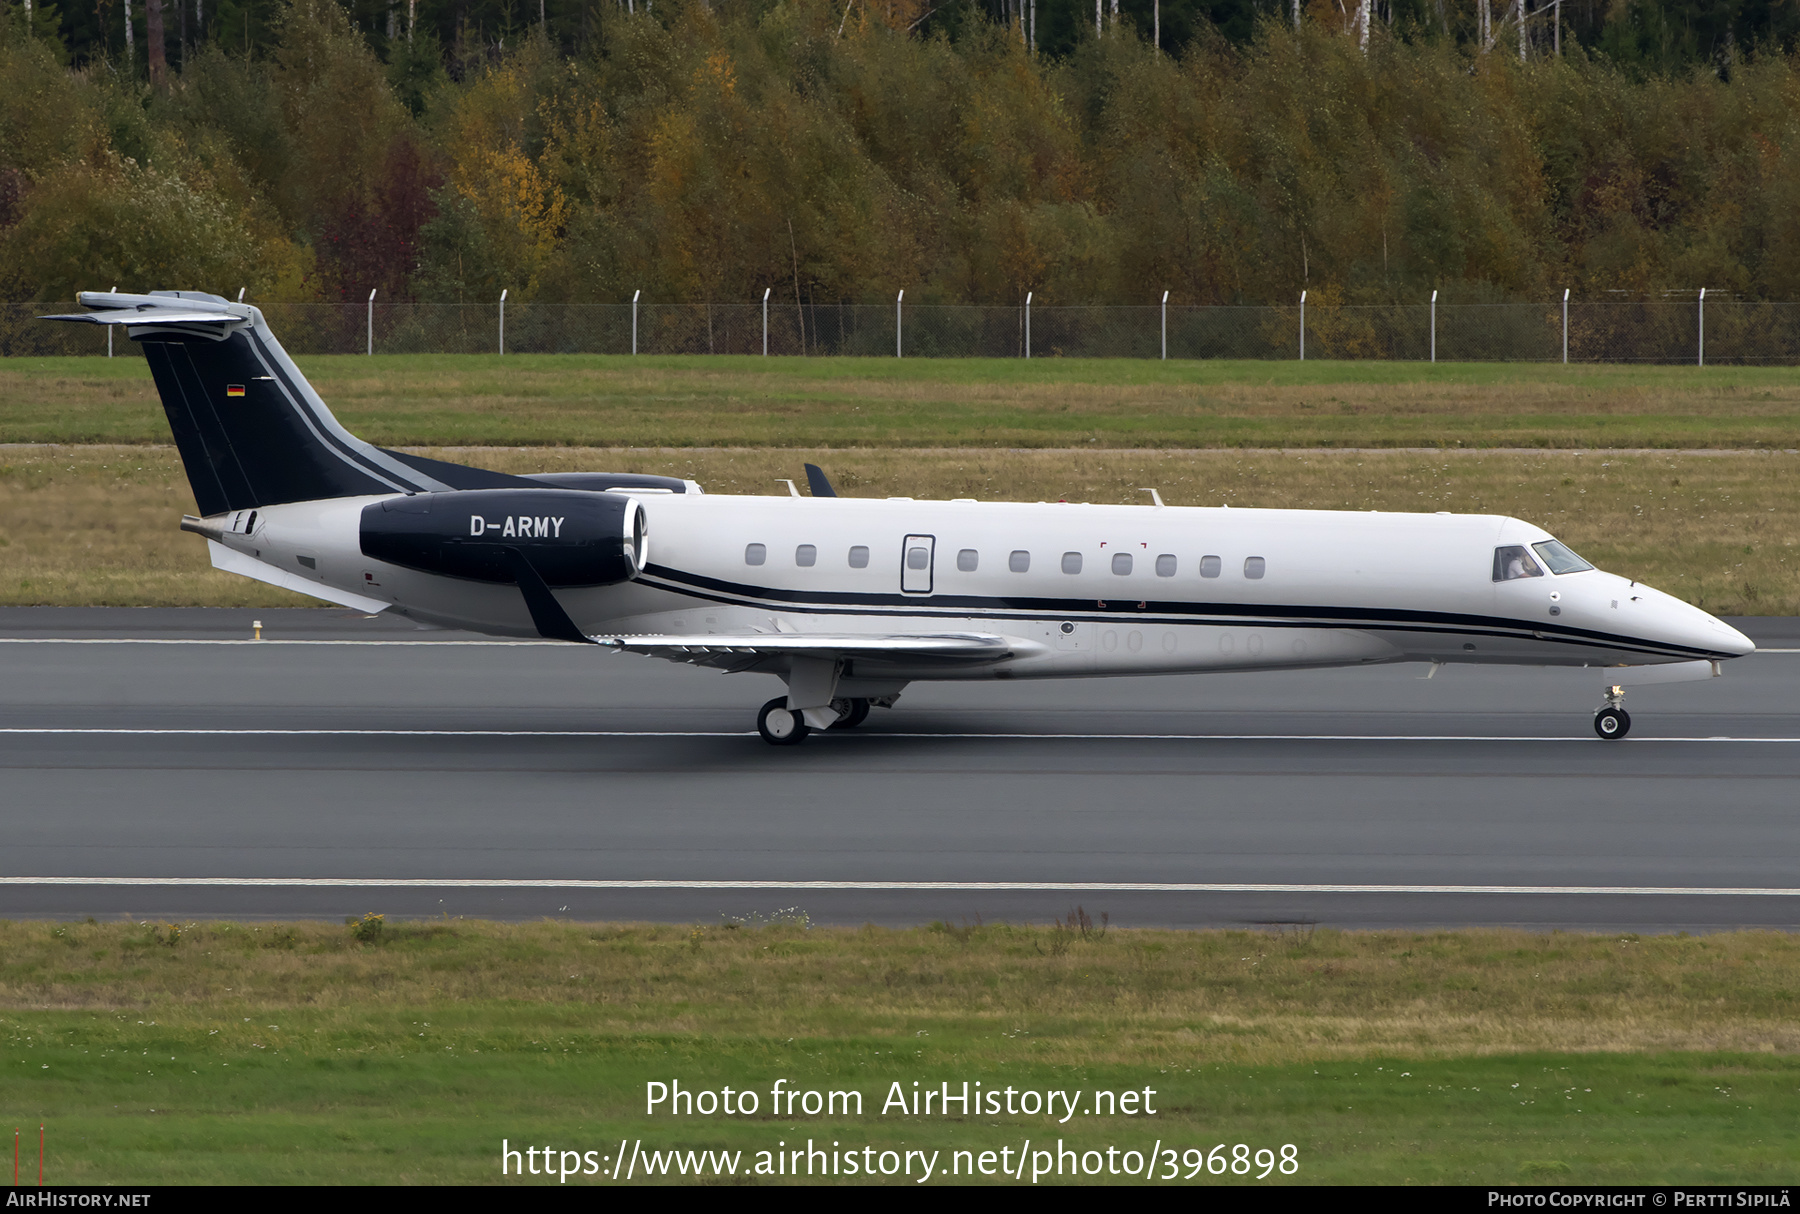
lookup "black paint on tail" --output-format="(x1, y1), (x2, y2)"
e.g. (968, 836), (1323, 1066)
(45, 291), (540, 516)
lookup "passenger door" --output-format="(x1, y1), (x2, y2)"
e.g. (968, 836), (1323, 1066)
(901, 535), (935, 595)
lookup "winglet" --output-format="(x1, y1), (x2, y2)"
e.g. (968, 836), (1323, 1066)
(804, 463), (839, 498)
(504, 547), (594, 644)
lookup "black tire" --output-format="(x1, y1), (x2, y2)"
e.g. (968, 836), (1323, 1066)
(757, 696), (811, 746)
(1594, 707), (1631, 740)
(828, 698), (871, 730)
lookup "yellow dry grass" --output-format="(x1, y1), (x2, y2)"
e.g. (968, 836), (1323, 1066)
(4, 919), (1799, 1065)
(2, 444), (1795, 613)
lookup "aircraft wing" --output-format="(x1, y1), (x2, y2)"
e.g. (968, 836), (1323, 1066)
(597, 632), (1026, 670)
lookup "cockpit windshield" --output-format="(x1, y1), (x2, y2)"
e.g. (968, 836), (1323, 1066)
(1494, 540), (1595, 581)
(1493, 546), (1544, 581)
(1531, 539), (1595, 575)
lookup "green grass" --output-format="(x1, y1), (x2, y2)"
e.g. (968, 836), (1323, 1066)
(5, 354), (1800, 448)
(5, 920), (1800, 1184)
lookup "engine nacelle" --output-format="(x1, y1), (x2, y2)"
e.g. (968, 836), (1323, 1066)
(359, 489), (646, 586)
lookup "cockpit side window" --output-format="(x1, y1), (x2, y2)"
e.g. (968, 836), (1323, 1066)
(1532, 539), (1595, 575)
(1493, 545), (1545, 581)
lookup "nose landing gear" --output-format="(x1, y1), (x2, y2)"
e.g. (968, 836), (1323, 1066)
(1593, 685), (1631, 740)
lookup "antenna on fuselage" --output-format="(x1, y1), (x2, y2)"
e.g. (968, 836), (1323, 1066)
(1140, 488), (1165, 508)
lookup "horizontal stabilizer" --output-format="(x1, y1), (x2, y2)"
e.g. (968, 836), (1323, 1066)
(40, 307), (245, 328)
(41, 291), (250, 337)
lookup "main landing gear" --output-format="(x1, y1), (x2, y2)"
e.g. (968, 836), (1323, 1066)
(756, 696), (872, 745)
(1593, 684), (1631, 740)
(829, 697), (871, 730)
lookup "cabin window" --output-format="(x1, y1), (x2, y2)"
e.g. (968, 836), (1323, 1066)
(1009, 550), (1031, 573)
(907, 546), (931, 570)
(848, 545), (870, 568)
(1199, 555), (1222, 578)
(1244, 556), (1266, 579)
(1155, 554), (1176, 577)
(796, 544), (817, 567)
(1532, 539), (1594, 575)
(1493, 545), (1545, 581)
(745, 543), (766, 566)
(956, 549), (979, 572)
(1061, 552), (1083, 575)
(1111, 552), (1133, 575)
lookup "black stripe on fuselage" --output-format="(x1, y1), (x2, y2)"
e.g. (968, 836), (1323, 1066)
(632, 563), (1729, 662)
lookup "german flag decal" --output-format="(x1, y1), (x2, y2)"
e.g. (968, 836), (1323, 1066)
(225, 384), (246, 397)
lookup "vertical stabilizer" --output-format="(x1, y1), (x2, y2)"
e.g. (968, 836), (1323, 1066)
(42, 291), (464, 515)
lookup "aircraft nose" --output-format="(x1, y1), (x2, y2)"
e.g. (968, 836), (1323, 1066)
(1704, 615), (1757, 658)
(1670, 598), (1755, 658)
(1620, 580), (1756, 659)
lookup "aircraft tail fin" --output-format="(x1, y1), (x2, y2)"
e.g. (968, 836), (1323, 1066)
(40, 291), (523, 515)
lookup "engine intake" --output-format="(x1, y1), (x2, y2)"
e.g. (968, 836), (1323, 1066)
(360, 489), (646, 586)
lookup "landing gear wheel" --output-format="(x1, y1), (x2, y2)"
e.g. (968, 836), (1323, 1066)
(1594, 707), (1631, 740)
(828, 697), (871, 730)
(757, 697), (811, 746)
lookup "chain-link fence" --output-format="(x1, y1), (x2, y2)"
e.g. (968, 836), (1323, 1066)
(7, 297), (1800, 363)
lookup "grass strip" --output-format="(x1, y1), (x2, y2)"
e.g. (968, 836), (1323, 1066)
(5, 355), (1800, 449)
(2, 445), (1794, 613)
(2, 919), (1797, 1184)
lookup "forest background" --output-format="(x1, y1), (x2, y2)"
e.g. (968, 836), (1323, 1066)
(4, 0), (1800, 312)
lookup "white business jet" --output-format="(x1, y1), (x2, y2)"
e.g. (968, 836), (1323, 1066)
(46, 292), (1754, 744)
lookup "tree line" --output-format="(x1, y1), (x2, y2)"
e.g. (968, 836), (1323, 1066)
(5, 0), (1800, 308)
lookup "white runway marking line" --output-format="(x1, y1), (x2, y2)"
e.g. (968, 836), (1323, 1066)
(2, 728), (1800, 743)
(3, 877), (1800, 897)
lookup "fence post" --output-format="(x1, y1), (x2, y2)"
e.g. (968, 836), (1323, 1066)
(498, 289), (507, 356)
(367, 288), (376, 356)
(1161, 290), (1168, 360)
(632, 289), (639, 355)
(896, 289), (904, 358)
(1429, 290), (1437, 363)
(1025, 291), (1032, 359)
(1698, 287), (1706, 367)
(108, 286), (117, 357)
(1298, 290), (1306, 361)
(1562, 288), (1569, 364)
(763, 287), (770, 356)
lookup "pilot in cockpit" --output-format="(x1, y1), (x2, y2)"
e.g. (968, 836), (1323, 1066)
(1494, 545), (1544, 581)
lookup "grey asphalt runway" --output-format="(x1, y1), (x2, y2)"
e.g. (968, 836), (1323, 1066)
(1, 607), (1796, 931)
